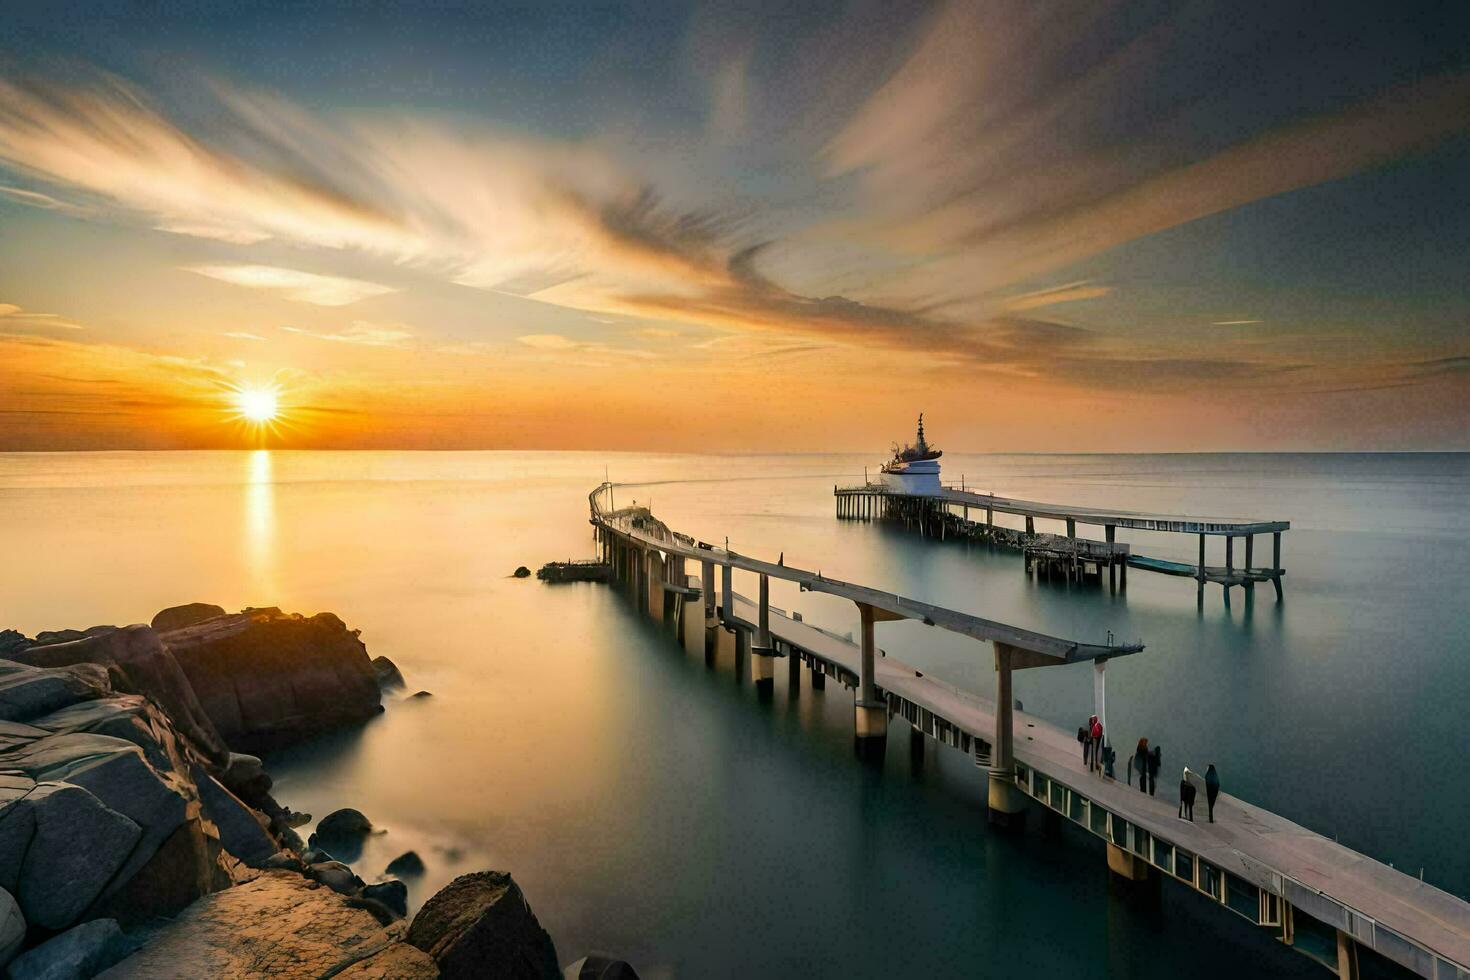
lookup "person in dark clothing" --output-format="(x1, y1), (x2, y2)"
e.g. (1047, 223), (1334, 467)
(1179, 768), (1196, 820)
(1147, 746), (1162, 796)
(1205, 764), (1221, 822)
(1102, 743), (1116, 779)
(1132, 738), (1149, 791)
(1078, 726), (1091, 766)
(1089, 717), (1104, 773)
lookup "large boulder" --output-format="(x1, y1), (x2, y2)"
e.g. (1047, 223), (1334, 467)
(6, 918), (127, 980)
(0, 631), (30, 658)
(563, 954), (641, 980)
(0, 886), (23, 968)
(156, 609), (381, 753)
(192, 766), (276, 868)
(149, 604), (225, 633)
(0, 662), (111, 724)
(6, 782), (141, 930)
(31, 626), (117, 647)
(100, 872), (437, 979)
(362, 879), (408, 919)
(407, 871), (560, 980)
(372, 656), (405, 692)
(11, 627), (230, 766)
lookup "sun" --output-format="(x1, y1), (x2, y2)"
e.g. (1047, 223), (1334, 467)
(237, 387), (279, 423)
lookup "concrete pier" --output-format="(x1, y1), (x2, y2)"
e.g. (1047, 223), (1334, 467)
(590, 483), (1466, 979)
(837, 484), (1287, 605)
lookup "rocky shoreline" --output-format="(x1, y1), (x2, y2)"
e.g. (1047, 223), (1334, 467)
(1, 605), (635, 979)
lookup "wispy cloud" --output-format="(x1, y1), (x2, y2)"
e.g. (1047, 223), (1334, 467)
(186, 265), (396, 306)
(0, 302), (84, 331)
(1002, 281), (1111, 312)
(221, 331), (267, 341)
(283, 321), (414, 347)
(1213, 320), (1264, 326)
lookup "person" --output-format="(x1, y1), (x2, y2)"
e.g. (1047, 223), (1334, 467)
(1077, 725), (1091, 766)
(1102, 742), (1116, 779)
(1089, 716), (1104, 772)
(1179, 768), (1196, 821)
(1132, 738), (1149, 791)
(1205, 764), (1220, 822)
(1147, 745), (1162, 797)
(778, 552), (784, 566)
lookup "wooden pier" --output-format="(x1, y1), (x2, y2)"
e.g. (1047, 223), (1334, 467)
(589, 483), (1467, 980)
(835, 483), (1288, 604)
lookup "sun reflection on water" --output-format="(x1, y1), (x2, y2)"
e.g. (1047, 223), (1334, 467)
(245, 449), (277, 597)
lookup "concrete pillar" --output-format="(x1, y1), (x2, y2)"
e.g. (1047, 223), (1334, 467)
(1025, 515), (1034, 536)
(1272, 531), (1284, 601)
(855, 604), (887, 739)
(1066, 518), (1075, 538)
(1107, 843), (1152, 881)
(721, 563), (733, 621)
(701, 559), (717, 627)
(1106, 525), (1117, 592)
(751, 573), (774, 688)
(987, 643), (1025, 828)
(1244, 534), (1255, 591)
(1335, 929), (1360, 980)
(811, 664), (826, 689)
(1197, 533), (1207, 604)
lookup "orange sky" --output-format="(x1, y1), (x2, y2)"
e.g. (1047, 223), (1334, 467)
(2, 4), (1468, 452)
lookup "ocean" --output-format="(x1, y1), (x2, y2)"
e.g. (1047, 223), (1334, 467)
(3, 450), (1465, 977)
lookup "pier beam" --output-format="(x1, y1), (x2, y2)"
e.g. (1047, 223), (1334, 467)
(1107, 843), (1153, 881)
(987, 642), (1026, 829)
(751, 573), (775, 688)
(854, 603), (894, 739)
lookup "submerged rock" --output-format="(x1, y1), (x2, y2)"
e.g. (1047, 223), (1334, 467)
(7, 918), (127, 980)
(409, 691), (433, 700)
(513, 566), (531, 578)
(316, 807), (373, 839)
(371, 656), (405, 692)
(308, 860), (364, 897)
(149, 604), (226, 633)
(362, 879), (408, 918)
(408, 871), (559, 980)
(385, 850), (425, 877)
(563, 953), (641, 980)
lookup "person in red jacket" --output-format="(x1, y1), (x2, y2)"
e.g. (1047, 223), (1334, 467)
(1089, 716), (1104, 773)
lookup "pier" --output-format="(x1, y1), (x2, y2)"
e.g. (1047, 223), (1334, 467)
(589, 482), (1468, 980)
(835, 483), (1289, 604)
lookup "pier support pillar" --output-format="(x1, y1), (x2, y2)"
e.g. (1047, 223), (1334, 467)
(1106, 525), (1117, 592)
(1197, 533), (1207, 604)
(1244, 534), (1255, 591)
(1066, 518), (1075, 538)
(1273, 531), (1284, 601)
(1092, 658), (1108, 742)
(1335, 929), (1360, 980)
(1106, 843), (1152, 881)
(751, 573), (775, 689)
(720, 563), (733, 621)
(1025, 515), (1034, 536)
(987, 643), (1026, 829)
(854, 603), (891, 740)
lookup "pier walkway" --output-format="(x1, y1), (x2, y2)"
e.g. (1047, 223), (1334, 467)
(835, 483), (1289, 602)
(589, 483), (1468, 980)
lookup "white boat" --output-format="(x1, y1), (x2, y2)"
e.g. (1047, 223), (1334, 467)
(880, 414), (942, 494)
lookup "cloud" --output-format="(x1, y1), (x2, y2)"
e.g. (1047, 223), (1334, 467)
(282, 322), (414, 347)
(1212, 320), (1263, 326)
(0, 303), (84, 330)
(0, 183), (91, 215)
(515, 333), (656, 363)
(1002, 282), (1111, 312)
(222, 331), (267, 341)
(517, 334), (581, 351)
(186, 265), (396, 306)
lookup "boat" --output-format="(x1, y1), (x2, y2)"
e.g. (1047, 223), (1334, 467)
(880, 414), (943, 494)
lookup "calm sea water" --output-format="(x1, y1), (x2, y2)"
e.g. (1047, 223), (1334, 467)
(2, 451), (1466, 978)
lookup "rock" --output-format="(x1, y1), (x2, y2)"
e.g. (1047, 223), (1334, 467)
(11, 626), (231, 766)
(220, 752), (271, 798)
(344, 896), (399, 928)
(193, 766), (276, 867)
(262, 850), (304, 872)
(149, 604), (226, 633)
(302, 847), (336, 865)
(409, 691), (433, 699)
(372, 657), (405, 692)
(563, 954), (641, 980)
(12, 782), (141, 930)
(408, 871), (559, 980)
(31, 626), (117, 647)
(87, 815), (232, 928)
(154, 609), (381, 753)
(0, 631), (31, 657)
(362, 879), (408, 918)
(317, 807), (373, 839)
(308, 860), (364, 896)
(512, 566), (531, 578)
(0, 663), (111, 724)
(99, 871), (437, 979)
(0, 887), (23, 968)
(7, 918), (127, 980)
(385, 851), (425, 877)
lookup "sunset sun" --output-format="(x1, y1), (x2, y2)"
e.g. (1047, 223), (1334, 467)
(237, 387), (279, 422)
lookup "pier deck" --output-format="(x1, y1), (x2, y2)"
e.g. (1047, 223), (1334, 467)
(723, 592), (1470, 979)
(835, 483), (1289, 602)
(590, 483), (1466, 979)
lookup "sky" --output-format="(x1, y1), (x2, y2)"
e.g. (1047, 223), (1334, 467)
(1, 0), (1467, 452)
